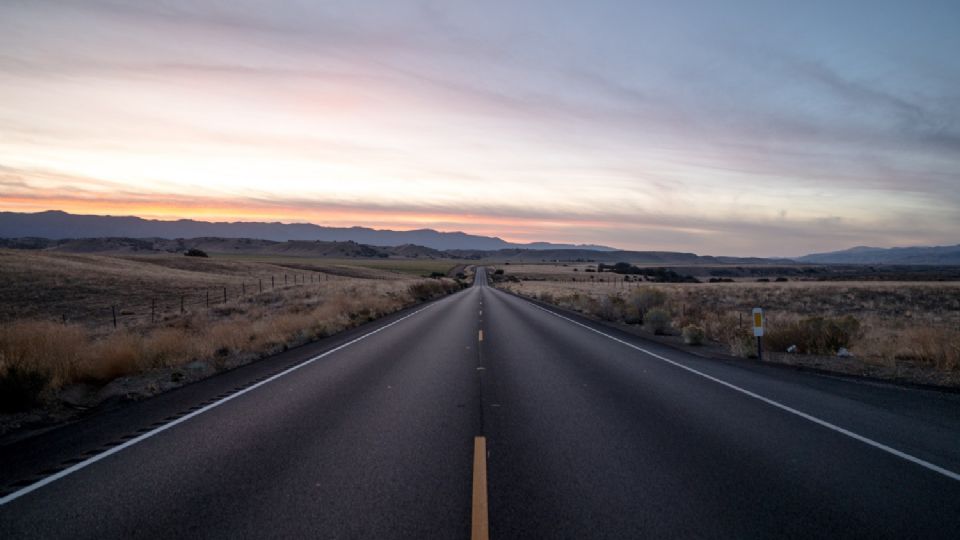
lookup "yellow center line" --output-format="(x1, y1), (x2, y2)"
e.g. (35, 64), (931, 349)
(472, 436), (489, 540)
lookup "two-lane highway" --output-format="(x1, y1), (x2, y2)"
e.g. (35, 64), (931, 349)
(2, 276), (488, 538)
(480, 283), (960, 538)
(2, 267), (960, 538)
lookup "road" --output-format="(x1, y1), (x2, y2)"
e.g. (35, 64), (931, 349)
(2, 267), (960, 538)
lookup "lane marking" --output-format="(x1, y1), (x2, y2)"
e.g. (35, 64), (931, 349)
(523, 300), (960, 483)
(471, 436), (490, 540)
(0, 302), (440, 507)
(478, 329), (484, 342)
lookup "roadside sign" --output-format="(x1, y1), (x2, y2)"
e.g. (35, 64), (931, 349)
(752, 307), (764, 337)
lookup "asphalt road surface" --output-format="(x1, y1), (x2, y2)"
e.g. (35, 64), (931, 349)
(2, 267), (960, 538)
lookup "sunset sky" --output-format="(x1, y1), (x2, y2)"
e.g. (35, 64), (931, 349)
(1, 1), (958, 256)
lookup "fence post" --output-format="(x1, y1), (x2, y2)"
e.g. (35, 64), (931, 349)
(206, 290), (209, 308)
(223, 287), (227, 303)
(151, 298), (156, 323)
(112, 305), (117, 328)
(285, 274), (288, 285)
(259, 278), (263, 293)
(62, 313), (67, 325)
(181, 295), (185, 314)
(242, 282), (246, 296)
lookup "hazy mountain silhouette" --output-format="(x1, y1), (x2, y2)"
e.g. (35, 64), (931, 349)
(797, 244), (960, 265)
(0, 210), (616, 251)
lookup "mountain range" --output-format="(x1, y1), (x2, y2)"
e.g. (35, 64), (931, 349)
(796, 244), (960, 265)
(2, 211), (957, 265)
(0, 211), (615, 252)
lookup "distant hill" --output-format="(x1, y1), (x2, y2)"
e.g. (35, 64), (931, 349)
(0, 237), (448, 259)
(797, 244), (960, 265)
(0, 236), (780, 266)
(0, 210), (615, 251)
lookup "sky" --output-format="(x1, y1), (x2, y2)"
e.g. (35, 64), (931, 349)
(0, 0), (958, 256)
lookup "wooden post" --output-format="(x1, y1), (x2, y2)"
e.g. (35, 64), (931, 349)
(112, 305), (117, 328)
(259, 278), (263, 293)
(223, 287), (227, 303)
(206, 290), (209, 308)
(62, 313), (67, 325)
(181, 295), (184, 314)
(151, 298), (156, 323)
(242, 282), (246, 296)
(285, 274), (288, 285)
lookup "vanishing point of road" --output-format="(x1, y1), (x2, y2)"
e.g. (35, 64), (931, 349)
(2, 267), (960, 538)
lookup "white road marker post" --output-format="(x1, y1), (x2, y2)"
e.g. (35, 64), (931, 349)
(752, 307), (764, 361)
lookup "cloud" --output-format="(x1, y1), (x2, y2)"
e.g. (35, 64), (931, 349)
(1, 1), (958, 256)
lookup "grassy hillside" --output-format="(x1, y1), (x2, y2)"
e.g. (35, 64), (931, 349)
(0, 249), (466, 417)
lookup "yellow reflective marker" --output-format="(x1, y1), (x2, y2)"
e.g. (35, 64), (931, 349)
(752, 308), (764, 337)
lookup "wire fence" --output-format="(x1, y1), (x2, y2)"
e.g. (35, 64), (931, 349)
(48, 271), (345, 332)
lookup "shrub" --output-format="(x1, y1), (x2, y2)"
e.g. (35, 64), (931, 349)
(83, 333), (142, 383)
(628, 288), (667, 323)
(0, 365), (50, 412)
(184, 248), (208, 258)
(622, 305), (643, 325)
(645, 308), (671, 335)
(682, 325), (706, 346)
(765, 315), (861, 355)
(407, 279), (459, 302)
(595, 295), (625, 321)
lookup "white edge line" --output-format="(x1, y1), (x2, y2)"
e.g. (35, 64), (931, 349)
(0, 302), (439, 507)
(523, 299), (960, 483)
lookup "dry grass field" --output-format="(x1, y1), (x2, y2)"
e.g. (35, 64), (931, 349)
(0, 250), (465, 415)
(493, 264), (960, 385)
(214, 253), (461, 277)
